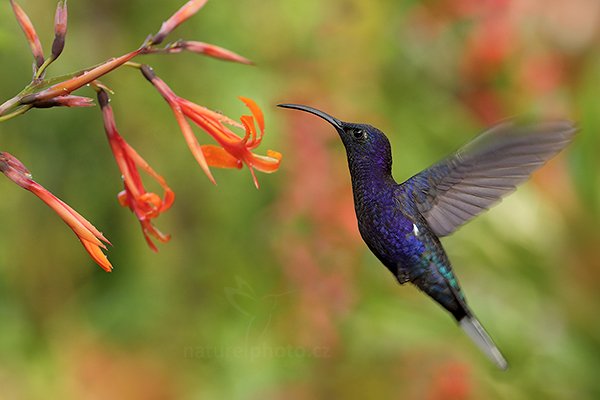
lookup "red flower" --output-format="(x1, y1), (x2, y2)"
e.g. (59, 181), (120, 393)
(0, 152), (112, 271)
(97, 89), (174, 252)
(141, 65), (282, 188)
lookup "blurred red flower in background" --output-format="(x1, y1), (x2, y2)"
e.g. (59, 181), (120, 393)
(273, 102), (361, 351)
(406, 0), (595, 124)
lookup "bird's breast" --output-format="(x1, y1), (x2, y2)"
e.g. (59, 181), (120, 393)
(353, 187), (425, 270)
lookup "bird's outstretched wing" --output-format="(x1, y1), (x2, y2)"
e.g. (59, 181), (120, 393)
(403, 120), (577, 237)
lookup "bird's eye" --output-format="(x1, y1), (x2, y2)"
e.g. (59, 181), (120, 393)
(353, 129), (365, 139)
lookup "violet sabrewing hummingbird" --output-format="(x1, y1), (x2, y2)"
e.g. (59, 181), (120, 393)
(278, 103), (577, 370)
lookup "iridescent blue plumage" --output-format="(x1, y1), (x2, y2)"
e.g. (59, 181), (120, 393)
(278, 104), (577, 370)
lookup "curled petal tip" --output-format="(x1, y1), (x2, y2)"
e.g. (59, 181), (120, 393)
(239, 97), (265, 133)
(249, 151), (282, 173)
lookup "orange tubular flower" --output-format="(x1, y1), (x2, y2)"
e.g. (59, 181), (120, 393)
(97, 89), (174, 251)
(0, 152), (112, 271)
(141, 65), (282, 188)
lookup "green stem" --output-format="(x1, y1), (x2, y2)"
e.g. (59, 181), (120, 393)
(124, 61), (143, 69)
(0, 69), (81, 117)
(34, 56), (56, 80)
(0, 105), (33, 122)
(0, 97), (21, 117)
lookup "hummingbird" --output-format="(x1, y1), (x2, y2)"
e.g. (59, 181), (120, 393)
(278, 103), (577, 370)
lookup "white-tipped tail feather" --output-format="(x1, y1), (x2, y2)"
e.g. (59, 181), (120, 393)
(460, 316), (508, 370)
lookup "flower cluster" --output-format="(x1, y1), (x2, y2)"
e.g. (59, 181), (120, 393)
(0, 0), (281, 270)
(141, 65), (282, 188)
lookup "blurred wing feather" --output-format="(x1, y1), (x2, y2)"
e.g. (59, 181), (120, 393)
(404, 120), (577, 237)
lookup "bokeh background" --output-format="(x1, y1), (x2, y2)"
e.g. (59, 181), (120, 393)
(0, 0), (599, 398)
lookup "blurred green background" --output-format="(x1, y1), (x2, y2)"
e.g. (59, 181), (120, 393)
(0, 0), (599, 399)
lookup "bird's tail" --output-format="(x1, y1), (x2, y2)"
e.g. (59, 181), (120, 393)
(459, 315), (508, 370)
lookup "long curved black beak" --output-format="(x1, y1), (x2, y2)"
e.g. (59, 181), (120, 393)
(278, 104), (344, 130)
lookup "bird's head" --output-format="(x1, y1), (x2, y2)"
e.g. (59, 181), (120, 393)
(278, 104), (392, 174)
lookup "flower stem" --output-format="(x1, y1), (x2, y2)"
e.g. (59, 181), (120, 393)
(124, 61), (143, 69)
(0, 105), (33, 122)
(33, 56), (56, 80)
(0, 97), (21, 116)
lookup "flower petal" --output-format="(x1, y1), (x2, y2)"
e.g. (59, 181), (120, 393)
(240, 115), (256, 145)
(53, 194), (111, 245)
(122, 140), (175, 212)
(248, 151), (282, 173)
(141, 220), (171, 253)
(81, 239), (113, 272)
(172, 106), (216, 184)
(201, 145), (242, 169)
(240, 97), (265, 136)
(179, 98), (244, 130)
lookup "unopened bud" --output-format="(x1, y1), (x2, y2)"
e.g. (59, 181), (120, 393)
(151, 0), (208, 45)
(179, 41), (252, 65)
(51, 0), (68, 60)
(33, 95), (94, 109)
(10, 0), (45, 68)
